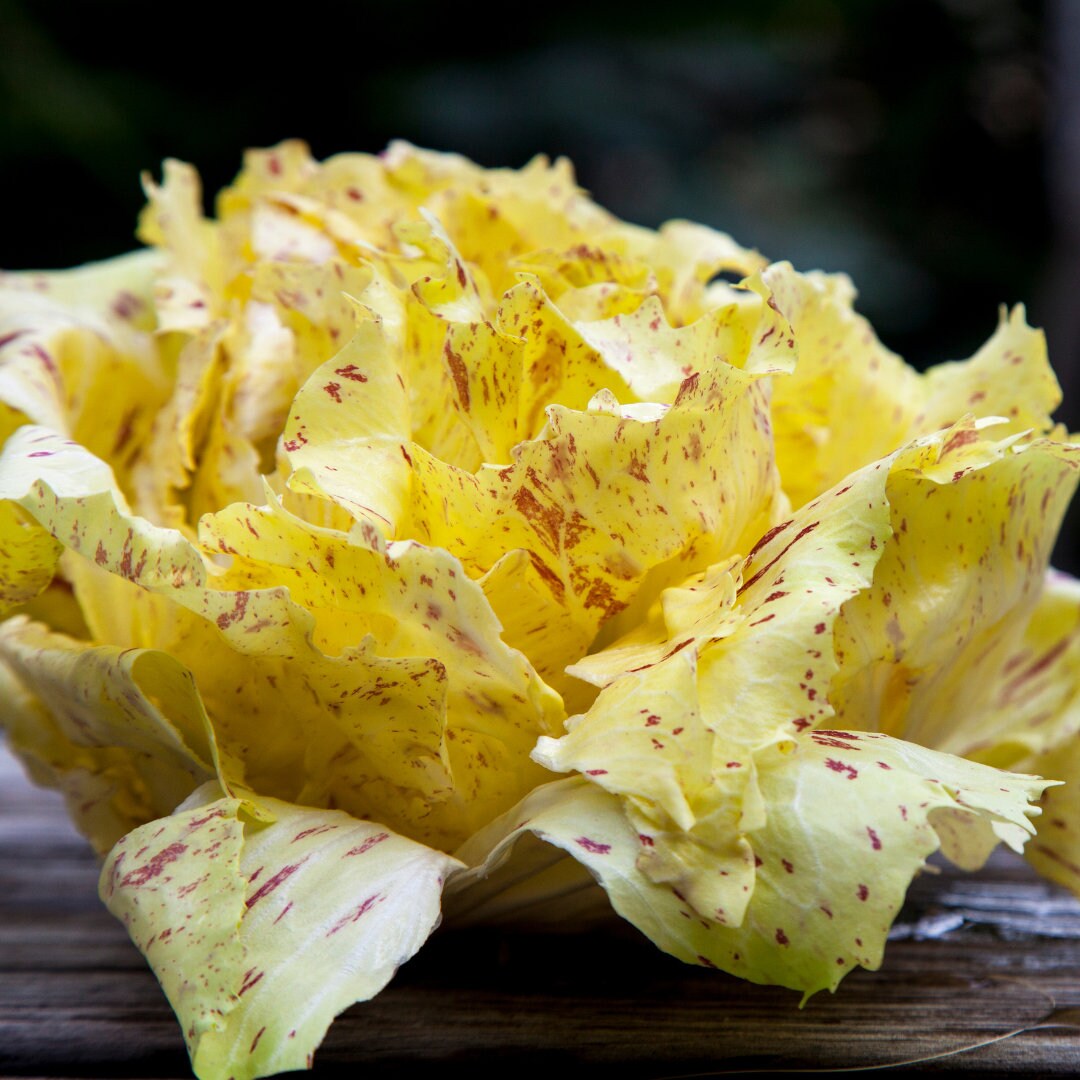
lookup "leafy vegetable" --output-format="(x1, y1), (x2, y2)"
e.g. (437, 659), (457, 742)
(2, 141), (1078, 1079)
(102, 785), (460, 1079)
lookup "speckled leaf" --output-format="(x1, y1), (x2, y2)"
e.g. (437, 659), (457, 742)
(279, 270), (790, 691)
(0, 654), (147, 847)
(934, 567), (1080, 780)
(765, 264), (1061, 508)
(249, 260), (377, 391)
(835, 557), (1080, 897)
(197, 487), (564, 844)
(404, 219), (790, 464)
(1021, 731), (1080, 894)
(917, 304), (1061, 437)
(0, 425), (562, 849)
(0, 501), (61, 614)
(458, 727), (1049, 998)
(534, 440), (899, 919)
(282, 311), (413, 532)
(0, 425), (314, 656)
(598, 219), (767, 325)
(127, 322), (229, 530)
(402, 362), (787, 689)
(0, 250), (168, 491)
(0, 616), (217, 852)
(137, 159), (222, 331)
(512, 241), (656, 305)
(101, 789), (461, 1080)
(100, 797), (247, 1064)
(570, 274), (792, 404)
(986, 572), (1080, 765)
(534, 423), (1070, 937)
(216, 139), (612, 268)
(831, 429), (1080, 761)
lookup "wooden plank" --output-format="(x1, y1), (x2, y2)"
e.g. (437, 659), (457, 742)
(2, 741), (1079, 1078)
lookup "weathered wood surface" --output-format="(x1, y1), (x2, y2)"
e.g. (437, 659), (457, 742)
(2, 740), (1079, 1079)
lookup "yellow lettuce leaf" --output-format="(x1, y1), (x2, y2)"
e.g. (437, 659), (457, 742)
(278, 257), (794, 692)
(533, 421), (1067, 943)
(101, 786), (460, 1080)
(0, 616), (217, 852)
(831, 429), (1080, 760)
(596, 218), (766, 326)
(765, 263), (1061, 508)
(0, 251), (169, 496)
(138, 159), (223, 331)
(457, 728), (1049, 999)
(1022, 732), (1080, 893)
(0, 425), (561, 849)
(534, 431), (900, 920)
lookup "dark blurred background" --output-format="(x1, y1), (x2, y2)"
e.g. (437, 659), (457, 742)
(3, 0), (1078, 564)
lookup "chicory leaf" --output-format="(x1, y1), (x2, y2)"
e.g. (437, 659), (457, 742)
(102, 788), (461, 1080)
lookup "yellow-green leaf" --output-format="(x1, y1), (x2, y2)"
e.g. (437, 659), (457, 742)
(101, 788), (462, 1080)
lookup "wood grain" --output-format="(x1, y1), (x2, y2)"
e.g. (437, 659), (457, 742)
(2, 741), (1079, 1079)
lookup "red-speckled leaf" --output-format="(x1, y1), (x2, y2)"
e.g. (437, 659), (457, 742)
(534, 422), (1071, 930)
(198, 487), (564, 846)
(0, 501), (62, 614)
(534, 438), (899, 920)
(278, 223), (794, 692)
(0, 643), (199, 853)
(0, 425), (315, 654)
(0, 616), (220, 852)
(401, 358), (787, 692)
(101, 789), (461, 1080)
(100, 796), (247, 1071)
(1021, 729), (1080, 894)
(137, 159), (223, 331)
(765, 264), (1061, 508)
(0, 251), (169, 497)
(0, 426), (562, 850)
(457, 726), (1049, 998)
(598, 219), (767, 325)
(282, 311), (414, 532)
(832, 430), (1080, 769)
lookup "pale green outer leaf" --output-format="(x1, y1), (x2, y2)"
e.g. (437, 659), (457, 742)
(523, 421), (1063, 981)
(100, 798), (247, 1059)
(101, 788), (462, 1080)
(456, 729), (1049, 999)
